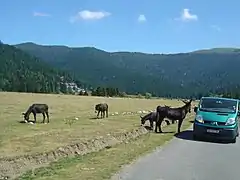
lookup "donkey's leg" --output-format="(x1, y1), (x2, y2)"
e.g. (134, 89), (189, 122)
(165, 119), (171, 125)
(97, 111), (100, 118)
(33, 112), (37, 123)
(42, 113), (46, 123)
(150, 120), (154, 130)
(103, 111), (105, 118)
(101, 111), (103, 118)
(155, 120), (159, 133)
(172, 120), (175, 124)
(158, 117), (164, 133)
(177, 119), (184, 133)
(46, 111), (50, 123)
(106, 109), (108, 118)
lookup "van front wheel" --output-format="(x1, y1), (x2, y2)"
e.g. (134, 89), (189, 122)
(193, 134), (198, 141)
(230, 137), (236, 143)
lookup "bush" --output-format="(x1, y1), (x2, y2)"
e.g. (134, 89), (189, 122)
(145, 92), (152, 99)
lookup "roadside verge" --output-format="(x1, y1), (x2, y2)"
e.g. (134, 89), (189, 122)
(15, 119), (193, 180)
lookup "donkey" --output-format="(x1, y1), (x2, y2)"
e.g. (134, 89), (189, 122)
(140, 111), (174, 130)
(95, 103), (108, 119)
(140, 105), (173, 129)
(155, 99), (192, 133)
(22, 103), (49, 123)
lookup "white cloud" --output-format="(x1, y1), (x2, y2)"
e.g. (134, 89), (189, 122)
(33, 12), (51, 17)
(70, 10), (111, 23)
(138, 14), (146, 22)
(211, 25), (221, 32)
(176, 8), (198, 22)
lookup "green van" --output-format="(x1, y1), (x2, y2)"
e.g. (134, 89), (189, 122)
(193, 96), (239, 143)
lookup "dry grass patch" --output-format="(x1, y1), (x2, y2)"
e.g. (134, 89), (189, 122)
(0, 92), (194, 158)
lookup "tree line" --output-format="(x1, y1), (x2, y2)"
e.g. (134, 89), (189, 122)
(15, 42), (240, 99)
(0, 43), (80, 94)
(91, 86), (122, 97)
(2, 42), (240, 100)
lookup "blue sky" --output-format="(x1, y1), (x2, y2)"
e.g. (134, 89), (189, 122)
(1, 0), (240, 53)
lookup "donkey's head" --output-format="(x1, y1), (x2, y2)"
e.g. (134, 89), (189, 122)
(140, 115), (146, 126)
(22, 112), (29, 122)
(95, 104), (100, 113)
(181, 99), (193, 113)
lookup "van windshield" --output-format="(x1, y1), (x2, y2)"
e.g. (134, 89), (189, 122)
(199, 98), (237, 113)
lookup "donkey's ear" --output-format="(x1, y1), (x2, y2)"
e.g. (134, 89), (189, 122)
(22, 112), (25, 115)
(182, 100), (188, 104)
(140, 115), (143, 119)
(189, 99), (193, 103)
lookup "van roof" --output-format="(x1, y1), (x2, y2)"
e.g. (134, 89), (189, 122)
(201, 96), (239, 102)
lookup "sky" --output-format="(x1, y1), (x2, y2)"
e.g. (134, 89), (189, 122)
(1, 0), (240, 53)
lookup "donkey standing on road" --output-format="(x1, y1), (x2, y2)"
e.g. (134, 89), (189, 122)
(95, 103), (108, 119)
(22, 103), (49, 123)
(155, 99), (192, 133)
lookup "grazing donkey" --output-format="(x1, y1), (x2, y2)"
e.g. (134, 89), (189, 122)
(140, 105), (174, 130)
(155, 99), (192, 133)
(22, 103), (49, 123)
(95, 103), (108, 119)
(140, 111), (174, 130)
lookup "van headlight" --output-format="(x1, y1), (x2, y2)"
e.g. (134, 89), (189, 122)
(225, 118), (236, 125)
(195, 115), (204, 123)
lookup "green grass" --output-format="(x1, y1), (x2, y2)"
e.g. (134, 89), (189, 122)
(17, 118), (193, 180)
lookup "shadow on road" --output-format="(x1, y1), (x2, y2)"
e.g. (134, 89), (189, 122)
(174, 130), (232, 144)
(156, 131), (176, 134)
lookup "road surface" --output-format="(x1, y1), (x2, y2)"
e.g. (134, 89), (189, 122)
(111, 127), (240, 180)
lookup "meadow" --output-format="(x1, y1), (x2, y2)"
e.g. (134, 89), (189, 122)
(0, 92), (192, 158)
(0, 92), (196, 179)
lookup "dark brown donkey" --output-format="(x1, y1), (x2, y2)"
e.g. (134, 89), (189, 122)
(95, 103), (108, 118)
(140, 105), (174, 130)
(22, 103), (49, 123)
(155, 99), (192, 133)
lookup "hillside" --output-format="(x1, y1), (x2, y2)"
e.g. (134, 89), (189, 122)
(15, 42), (240, 98)
(0, 43), (82, 93)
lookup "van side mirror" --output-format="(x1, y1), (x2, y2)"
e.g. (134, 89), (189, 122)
(194, 106), (198, 113)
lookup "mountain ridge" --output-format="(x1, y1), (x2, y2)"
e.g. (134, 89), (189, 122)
(14, 42), (240, 98)
(15, 42), (240, 55)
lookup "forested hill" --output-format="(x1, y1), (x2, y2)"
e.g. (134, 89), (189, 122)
(15, 42), (240, 98)
(0, 43), (81, 93)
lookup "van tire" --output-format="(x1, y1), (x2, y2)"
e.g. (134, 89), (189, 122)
(193, 134), (198, 141)
(230, 137), (236, 143)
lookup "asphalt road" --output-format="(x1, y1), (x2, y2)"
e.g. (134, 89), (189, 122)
(111, 126), (240, 180)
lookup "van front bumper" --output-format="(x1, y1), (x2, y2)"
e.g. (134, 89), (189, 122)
(193, 122), (238, 140)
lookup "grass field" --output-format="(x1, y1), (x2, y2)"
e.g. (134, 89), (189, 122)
(0, 92), (196, 158)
